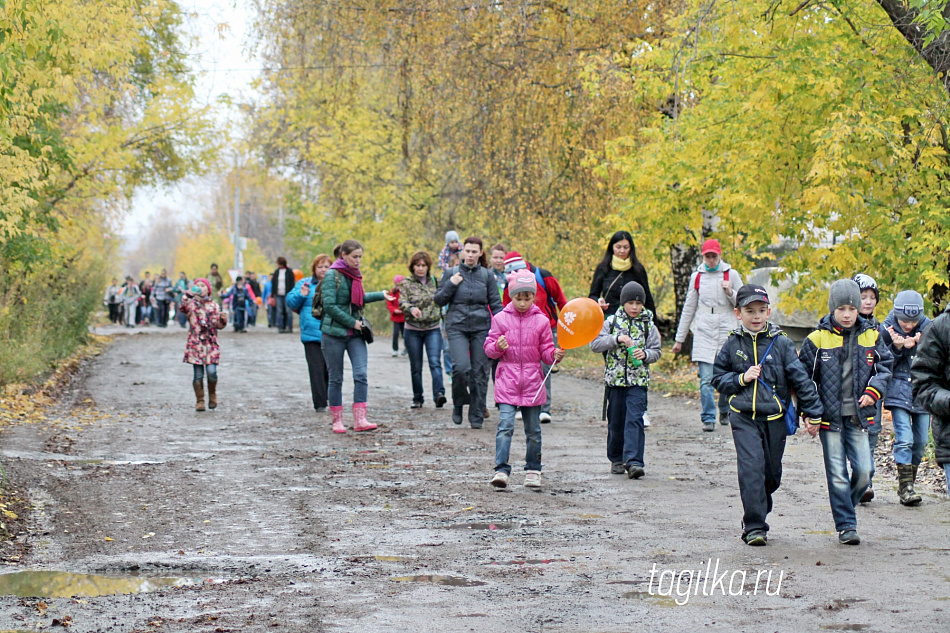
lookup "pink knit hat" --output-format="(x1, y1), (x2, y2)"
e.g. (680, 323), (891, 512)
(193, 278), (212, 294)
(507, 272), (537, 296)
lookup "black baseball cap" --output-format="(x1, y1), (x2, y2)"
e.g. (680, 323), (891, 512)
(736, 284), (770, 307)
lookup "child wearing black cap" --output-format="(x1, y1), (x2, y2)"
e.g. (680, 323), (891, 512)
(590, 281), (662, 479)
(713, 284), (822, 546)
(799, 279), (892, 546)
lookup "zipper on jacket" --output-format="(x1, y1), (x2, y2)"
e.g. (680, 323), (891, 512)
(752, 331), (759, 418)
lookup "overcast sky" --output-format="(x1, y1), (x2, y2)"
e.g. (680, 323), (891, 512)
(122, 0), (258, 246)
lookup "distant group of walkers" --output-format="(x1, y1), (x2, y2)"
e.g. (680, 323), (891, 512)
(126, 228), (950, 548)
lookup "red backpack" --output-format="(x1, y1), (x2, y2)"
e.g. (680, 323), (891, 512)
(695, 269), (728, 291)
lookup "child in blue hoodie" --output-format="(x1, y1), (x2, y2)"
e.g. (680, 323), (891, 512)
(880, 290), (932, 506)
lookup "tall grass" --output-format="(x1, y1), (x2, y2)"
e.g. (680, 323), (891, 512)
(0, 256), (104, 385)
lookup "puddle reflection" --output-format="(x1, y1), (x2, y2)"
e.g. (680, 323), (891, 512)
(0, 571), (207, 598)
(390, 575), (486, 587)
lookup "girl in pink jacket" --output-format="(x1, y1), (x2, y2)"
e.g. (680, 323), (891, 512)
(484, 272), (564, 489)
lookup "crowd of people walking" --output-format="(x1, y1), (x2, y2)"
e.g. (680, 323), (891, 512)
(113, 229), (950, 548)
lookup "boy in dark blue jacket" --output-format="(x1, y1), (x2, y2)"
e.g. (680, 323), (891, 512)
(799, 279), (893, 546)
(221, 277), (252, 333)
(713, 285), (822, 546)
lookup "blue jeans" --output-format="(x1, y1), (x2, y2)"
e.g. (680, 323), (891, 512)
(495, 404), (542, 474)
(404, 328), (444, 404)
(442, 323), (454, 375)
(890, 407), (931, 466)
(233, 308), (246, 330)
(192, 364), (218, 381)
(819, 418), (872, 532)
(944, 464), (950, 495)
(606, 386), (647, 467)
(323, 333), (368, 406)
(697, 361), (729, 424)
(275, 295), (293, 330)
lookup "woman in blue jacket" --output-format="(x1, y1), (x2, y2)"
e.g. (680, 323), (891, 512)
(287, 254), (332, 414)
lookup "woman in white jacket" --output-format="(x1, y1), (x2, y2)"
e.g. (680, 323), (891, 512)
(671, 239), (742, 432)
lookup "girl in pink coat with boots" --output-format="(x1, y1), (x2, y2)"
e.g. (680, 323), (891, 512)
(484, 272), (564, 489)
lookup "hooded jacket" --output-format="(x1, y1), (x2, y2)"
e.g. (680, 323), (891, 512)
(286, 277), (323, 343)
(911, 305), (950, 465)
(799, 314), (893, 432)
(589, 307), (661, 388)
(674, 261), (743, 363)
(880, 311), (931, 413)
(483, 303), (556, 407)
(434, 263), (503, 333)
(713, 323), (822, 421)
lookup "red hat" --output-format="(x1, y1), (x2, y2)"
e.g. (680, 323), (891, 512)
(503, 251), (527, 273)
(701, 239), (721, 255)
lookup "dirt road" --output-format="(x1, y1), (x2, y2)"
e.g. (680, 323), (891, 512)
(0, 325), (947, 632)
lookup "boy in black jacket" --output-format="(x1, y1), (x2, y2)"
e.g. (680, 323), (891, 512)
(799, 279), (892, 546)
(713, 285), (822, 546)
(911, 302), (950, 496)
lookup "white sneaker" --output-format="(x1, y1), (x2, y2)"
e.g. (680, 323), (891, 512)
(524, 471), (542, 488)
(391, 351), (399, 357)
(539, 412), (552, 424)
(515, 409), (523, 420)
(643, 414), (651, 428)
(490, 471), (509, 488)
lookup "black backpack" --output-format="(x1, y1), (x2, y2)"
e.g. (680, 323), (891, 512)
(311, 273), (341, 320)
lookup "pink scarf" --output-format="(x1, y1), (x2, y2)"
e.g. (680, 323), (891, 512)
(330, 259), (364, 307)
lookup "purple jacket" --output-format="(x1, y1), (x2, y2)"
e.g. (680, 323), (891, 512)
(484, 303), (556, 407)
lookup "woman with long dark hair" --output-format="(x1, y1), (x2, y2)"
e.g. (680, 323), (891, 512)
(588, 231), (656, 318)
(321, 239), (394, 433)
(434, 236), (503, 429)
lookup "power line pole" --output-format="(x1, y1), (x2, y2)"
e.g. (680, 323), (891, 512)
(233, 180), (241, 271)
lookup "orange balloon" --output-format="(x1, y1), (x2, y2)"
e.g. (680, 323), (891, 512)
(556, 298), (605, 350)
(293, 268), (304, 282)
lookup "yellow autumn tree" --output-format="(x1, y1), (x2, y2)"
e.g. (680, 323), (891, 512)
(0, 0), (217, 383)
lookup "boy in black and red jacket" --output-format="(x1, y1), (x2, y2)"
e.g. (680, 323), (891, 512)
(799, 279), (892, 546)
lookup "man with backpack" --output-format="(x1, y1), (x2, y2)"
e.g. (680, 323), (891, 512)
(502, 251), (568, 423)
(671, 239), (743, 432)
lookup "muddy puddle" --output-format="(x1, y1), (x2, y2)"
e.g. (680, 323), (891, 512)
(0, 570), (213, 598)
(485, 559), (567, 565)
(621, 591), (679, 607)
(390, 575), (486, 587)
(444, 522), (517, 530)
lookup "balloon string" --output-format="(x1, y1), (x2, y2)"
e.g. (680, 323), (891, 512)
(532, 359), (559, 402)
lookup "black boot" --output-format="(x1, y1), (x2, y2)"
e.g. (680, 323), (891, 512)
(897, 464), (922, 506)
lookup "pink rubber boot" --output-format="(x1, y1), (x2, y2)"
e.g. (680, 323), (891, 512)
(353, 402), (377, 432)
(331, 406), (346, 434)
